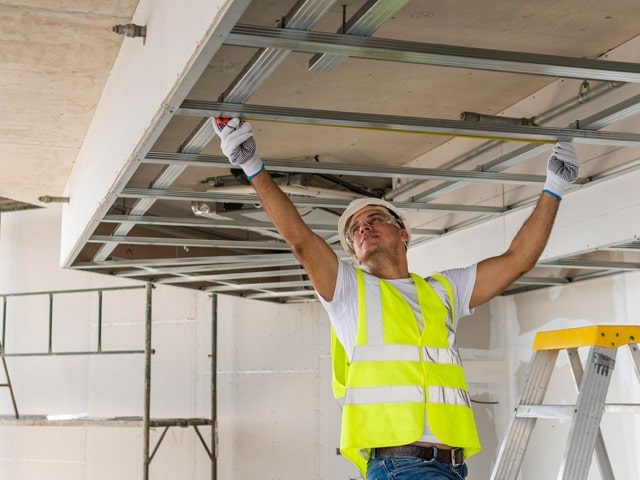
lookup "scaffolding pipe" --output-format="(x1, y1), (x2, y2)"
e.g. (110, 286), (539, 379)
(97, 291), (103, 352)
(211, 294), (218, 480)
(48, 294), (53, 354)
(0, 351), (18, 418)
(2, 298), (6, 348)
(143, 283), (153, 480)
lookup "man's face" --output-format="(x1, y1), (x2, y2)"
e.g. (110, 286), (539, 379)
(347, 207), (409, 264)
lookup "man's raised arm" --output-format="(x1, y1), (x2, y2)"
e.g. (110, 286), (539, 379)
(213, 118), (338, 301)
(470, 142), (579, 308)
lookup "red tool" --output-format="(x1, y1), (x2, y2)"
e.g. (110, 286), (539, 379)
(215, 116), (232, 127)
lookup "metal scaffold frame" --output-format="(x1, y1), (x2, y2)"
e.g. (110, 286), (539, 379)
(0, 284), (220, 480)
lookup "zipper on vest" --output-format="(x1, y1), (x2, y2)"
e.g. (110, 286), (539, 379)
(420, 346), (428, 404)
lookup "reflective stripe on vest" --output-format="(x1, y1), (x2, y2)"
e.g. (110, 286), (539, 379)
(424, 346), (462, 366)
(336, 268), (481, 478)
(346, 385), (424, 405)
(352, 344), (420, 362)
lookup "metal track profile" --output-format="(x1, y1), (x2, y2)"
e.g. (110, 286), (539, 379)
(600, 241), (640, 251)
(103, 214), (332, 234)
(207, 279), (313, 293)
(102, 214), (443, 237)
(503, 269), (628, 295)
(221, 0), (336, 102)
(137, 258), (305, 276)
(537, 259), (640, 271)
(75, 252), (303, 270)
(158, 268), (308, 285)
(177, 101), (640, 146)
(308, 0), (410, 72)
(88, 235), (292, 251)
(247, 290), (317, 300)
(513, 277), (570, 286)
(143, 151), (552, 185)
(119, 188), (506, 214)
(227, 24), (640, 83)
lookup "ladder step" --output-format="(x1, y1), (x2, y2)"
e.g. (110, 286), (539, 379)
(534, 325), (640, 351)
(517, 403), (640, 419)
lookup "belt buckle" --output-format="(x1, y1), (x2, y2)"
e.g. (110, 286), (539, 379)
(450, 448), (463, 467)
(429, 446), (438, 462)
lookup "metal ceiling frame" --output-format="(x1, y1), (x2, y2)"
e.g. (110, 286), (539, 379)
(118, 188), (505, 214)
(383, 81), (624, 201)
(176, 101), (640, 146)
(142, 152), (553, 185)
(226, 24), (640, 82)
(402, 90), (640, 204)
(73, 1), (640, 302)
(308, 0), (410, 72)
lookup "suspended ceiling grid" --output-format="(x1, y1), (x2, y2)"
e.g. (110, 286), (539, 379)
(70, 1), (640, 302)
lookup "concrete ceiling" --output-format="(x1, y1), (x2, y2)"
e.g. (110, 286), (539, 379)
(0, 0), (139, 204)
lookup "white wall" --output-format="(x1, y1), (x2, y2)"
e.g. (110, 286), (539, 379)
(0, 206), (350, 480)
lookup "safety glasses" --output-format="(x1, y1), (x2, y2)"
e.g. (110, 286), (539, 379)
(346, 211), (401, 244)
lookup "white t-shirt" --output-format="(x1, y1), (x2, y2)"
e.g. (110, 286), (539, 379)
(317, 259), (477, 444)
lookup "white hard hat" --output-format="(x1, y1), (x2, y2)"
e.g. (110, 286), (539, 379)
(338, 197), (410, 262)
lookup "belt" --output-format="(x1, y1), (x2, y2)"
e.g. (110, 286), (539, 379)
(372, 445), (464, 467)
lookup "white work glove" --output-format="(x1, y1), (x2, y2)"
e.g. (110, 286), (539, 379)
(542, 142), (579, 200)
(212, 117), (264, 179)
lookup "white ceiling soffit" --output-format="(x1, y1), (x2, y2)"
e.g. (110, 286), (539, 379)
(60, 0), (640, 302)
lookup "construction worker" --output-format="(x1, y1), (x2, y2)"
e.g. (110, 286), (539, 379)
(213, 118), (579, 480)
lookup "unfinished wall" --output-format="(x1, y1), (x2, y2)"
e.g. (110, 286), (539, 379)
(0, 206), (349, 480)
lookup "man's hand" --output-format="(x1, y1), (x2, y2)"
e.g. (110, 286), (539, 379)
(543, 142), (579, 200)
(212, 117), (264, 179)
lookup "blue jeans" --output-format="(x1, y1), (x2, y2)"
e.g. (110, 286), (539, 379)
(367, 456), (468, 480)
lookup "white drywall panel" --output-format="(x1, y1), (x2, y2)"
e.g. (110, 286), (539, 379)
(85, 429), (141, 480)
(214, 297), (322, 479)
(59, 0), (251, 267)
(0, 206), (138, 293)
(0, 428), (87, 480)
(150, 320), (198, 416)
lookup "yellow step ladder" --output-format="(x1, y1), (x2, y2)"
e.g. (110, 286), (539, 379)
(490, 325), (640, 480)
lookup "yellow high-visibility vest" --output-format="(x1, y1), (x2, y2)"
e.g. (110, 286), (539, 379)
(331, 269), (481, 477)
